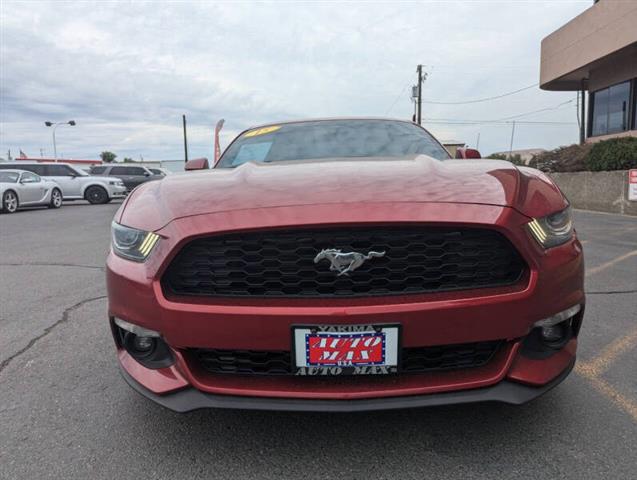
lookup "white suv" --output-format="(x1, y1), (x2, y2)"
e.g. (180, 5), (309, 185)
(0, 162), (127, 204)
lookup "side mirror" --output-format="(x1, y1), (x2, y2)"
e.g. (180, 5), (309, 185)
(144, 172), (151, 177)
(455, 148), (481, 159)
(185, 158), (210, 171)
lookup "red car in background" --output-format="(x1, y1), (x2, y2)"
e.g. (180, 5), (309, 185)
(107, 118), (584, 412)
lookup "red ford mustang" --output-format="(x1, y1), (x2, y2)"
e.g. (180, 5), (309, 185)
(107, 118), (585, 412)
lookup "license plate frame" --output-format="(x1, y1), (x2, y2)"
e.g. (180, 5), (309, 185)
(291, 324), (401, 376)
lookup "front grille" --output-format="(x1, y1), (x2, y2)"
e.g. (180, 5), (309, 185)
(401, 341), (502, 372)
(193, 349), (292, 376)
(191, 341), (502, 376)
(163, 226), (526, 298)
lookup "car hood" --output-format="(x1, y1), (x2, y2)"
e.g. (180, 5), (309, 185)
(118, 156), (567, 231)
(84, 175), (115, 182)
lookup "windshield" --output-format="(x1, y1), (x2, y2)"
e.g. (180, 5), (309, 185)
(218, 119), (450, 168)
(68, 165), (88, 176)
(0, 172), (19, 183)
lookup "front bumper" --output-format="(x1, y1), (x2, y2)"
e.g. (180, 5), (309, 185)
(120, 358), (576, 412)
(106, 183), (127, 198)
(107, 202), (585, 411)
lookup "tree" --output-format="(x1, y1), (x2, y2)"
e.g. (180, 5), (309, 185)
(487, 153), (524, 165)
(100, 151), (117, 163)
(123, 157), (135, 163)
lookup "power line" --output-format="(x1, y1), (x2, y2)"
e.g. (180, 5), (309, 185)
(423, 98), (578, 126)
(422, 83), (538, 105)
(493, 99), (575, 121)
(423, 118), (576, 126)
(385, 85), (410, 115)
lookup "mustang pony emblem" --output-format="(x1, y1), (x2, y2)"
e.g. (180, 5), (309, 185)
(314, 249), (386, 276)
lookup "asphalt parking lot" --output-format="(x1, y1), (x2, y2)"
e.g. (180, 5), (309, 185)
(1, 203), (636, 479)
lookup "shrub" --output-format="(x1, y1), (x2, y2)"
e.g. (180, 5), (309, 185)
(585, 137), (637, 171)
(486, 153), (524, 165)
(528, 144), (592, 172)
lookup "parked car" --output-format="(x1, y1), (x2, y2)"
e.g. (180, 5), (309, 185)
(89, 164), (163, 191)
(107, 118), (584, 413)
(147, 167), (171, 176)
(0, 162), (126, 204)
(0, 169), (63, 213)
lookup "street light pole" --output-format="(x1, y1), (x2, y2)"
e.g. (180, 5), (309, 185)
(52, 125), (58, 160)
(45, 120), (76, 161)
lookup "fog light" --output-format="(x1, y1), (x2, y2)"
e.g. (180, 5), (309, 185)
(133, 336), (155, 353)
(111, 317), (174, 369)
(541, 324), (566, 343)
(522, 305), (581, 358)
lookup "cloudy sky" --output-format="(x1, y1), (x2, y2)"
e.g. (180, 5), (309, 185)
(1, 0), (590, 162)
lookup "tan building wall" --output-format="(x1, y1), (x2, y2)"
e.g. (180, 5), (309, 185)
(442, 142), (465, 157)
(540, 0), (637, 91)
(585, 129), (637, 144)
(587, 47), (637, 92)
(540, 0), (637, 141)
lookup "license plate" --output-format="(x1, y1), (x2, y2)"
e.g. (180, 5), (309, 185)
(293, 325), (399, 376)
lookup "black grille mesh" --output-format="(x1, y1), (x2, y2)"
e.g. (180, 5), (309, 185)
(401, 341), (502, 372)
(191, 341), (502, 376)
(193, 349), (292, 376)
(163, 226), (525, 298)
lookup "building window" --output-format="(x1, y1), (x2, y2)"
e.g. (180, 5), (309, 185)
(633, 80), (637, 130)
(590, 80), (631, 137)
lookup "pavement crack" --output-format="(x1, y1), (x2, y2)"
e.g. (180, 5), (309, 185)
(0, 262), (104, 271)
(0, 295), (107, 375)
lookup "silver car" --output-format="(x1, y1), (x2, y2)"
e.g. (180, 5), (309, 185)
(0, 169), (63, 213)
(0, 162), (127, 204)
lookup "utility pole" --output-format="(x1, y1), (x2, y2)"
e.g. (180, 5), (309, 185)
(579, 83), (586, 144)
(416, 65), (423, 125)
(508, 121), (516, 159)
(415, 65), (429, 125)
(182, 114), (189, 163)
(475, 132), (481, 151)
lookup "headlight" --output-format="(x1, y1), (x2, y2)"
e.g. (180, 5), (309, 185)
(109, 180), (125, 186)
(111, 222), (159, 261)
(527, 207), (573, 248)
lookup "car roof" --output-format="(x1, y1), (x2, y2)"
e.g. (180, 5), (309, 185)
(0, 169), (31, 174)
(2, 161), (77, 167)
(101, 164), (144, 167)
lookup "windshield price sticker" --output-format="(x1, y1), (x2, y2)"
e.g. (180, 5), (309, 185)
(243, 125), (281, 138)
